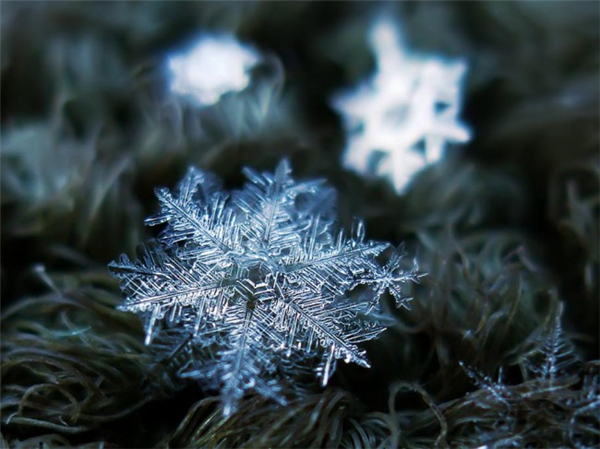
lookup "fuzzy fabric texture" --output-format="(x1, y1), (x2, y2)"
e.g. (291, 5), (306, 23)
(1, 2), (598, 447)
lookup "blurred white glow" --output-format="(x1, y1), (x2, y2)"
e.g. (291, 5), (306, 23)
(333, 17), (471, 193)
(168, 34), (260, 106)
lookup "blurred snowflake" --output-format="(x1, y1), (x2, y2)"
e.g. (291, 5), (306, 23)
(168, 34), (260, 106)
(109, 161), (421, 415)
(332, 17), (471, 193)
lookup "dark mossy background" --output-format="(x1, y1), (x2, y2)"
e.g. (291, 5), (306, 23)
(1, 1), (599, 448)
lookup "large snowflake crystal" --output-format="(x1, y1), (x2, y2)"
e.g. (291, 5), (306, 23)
(109, 161), (420, 415)
(332, 17), (471, 193)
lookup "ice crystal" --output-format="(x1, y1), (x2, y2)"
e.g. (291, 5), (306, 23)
(168, 34), (260, 106)
(461, 304), (580, 402)
(332, 17), (471, 193)
(109, 160), (420, 415)
(458, 307), (598, 447)
(522, 303), (580, 384)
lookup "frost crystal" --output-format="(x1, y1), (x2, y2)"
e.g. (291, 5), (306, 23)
(168, 34), (260, 106)
(332, 17), (471, 193)
(109, 161), (420, 415)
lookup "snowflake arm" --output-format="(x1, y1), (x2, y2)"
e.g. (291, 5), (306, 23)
(283, 219), (388, 296)
(108, 242), (238, 344)
(145, 167), (239, 264)
(179, 300), (287, 416)
(234, 160), (324, 254)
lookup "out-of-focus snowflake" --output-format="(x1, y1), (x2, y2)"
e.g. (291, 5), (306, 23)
(332, 17), (471, 193)
(167, 34), (260, 106)
(109, 161), (421, 415)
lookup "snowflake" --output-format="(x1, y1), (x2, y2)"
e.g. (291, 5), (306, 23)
(167, 34), (260, 106)
(332, 17), (471, 193)
(109, 160), (420, 415)
(457, 303), (598, 447)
